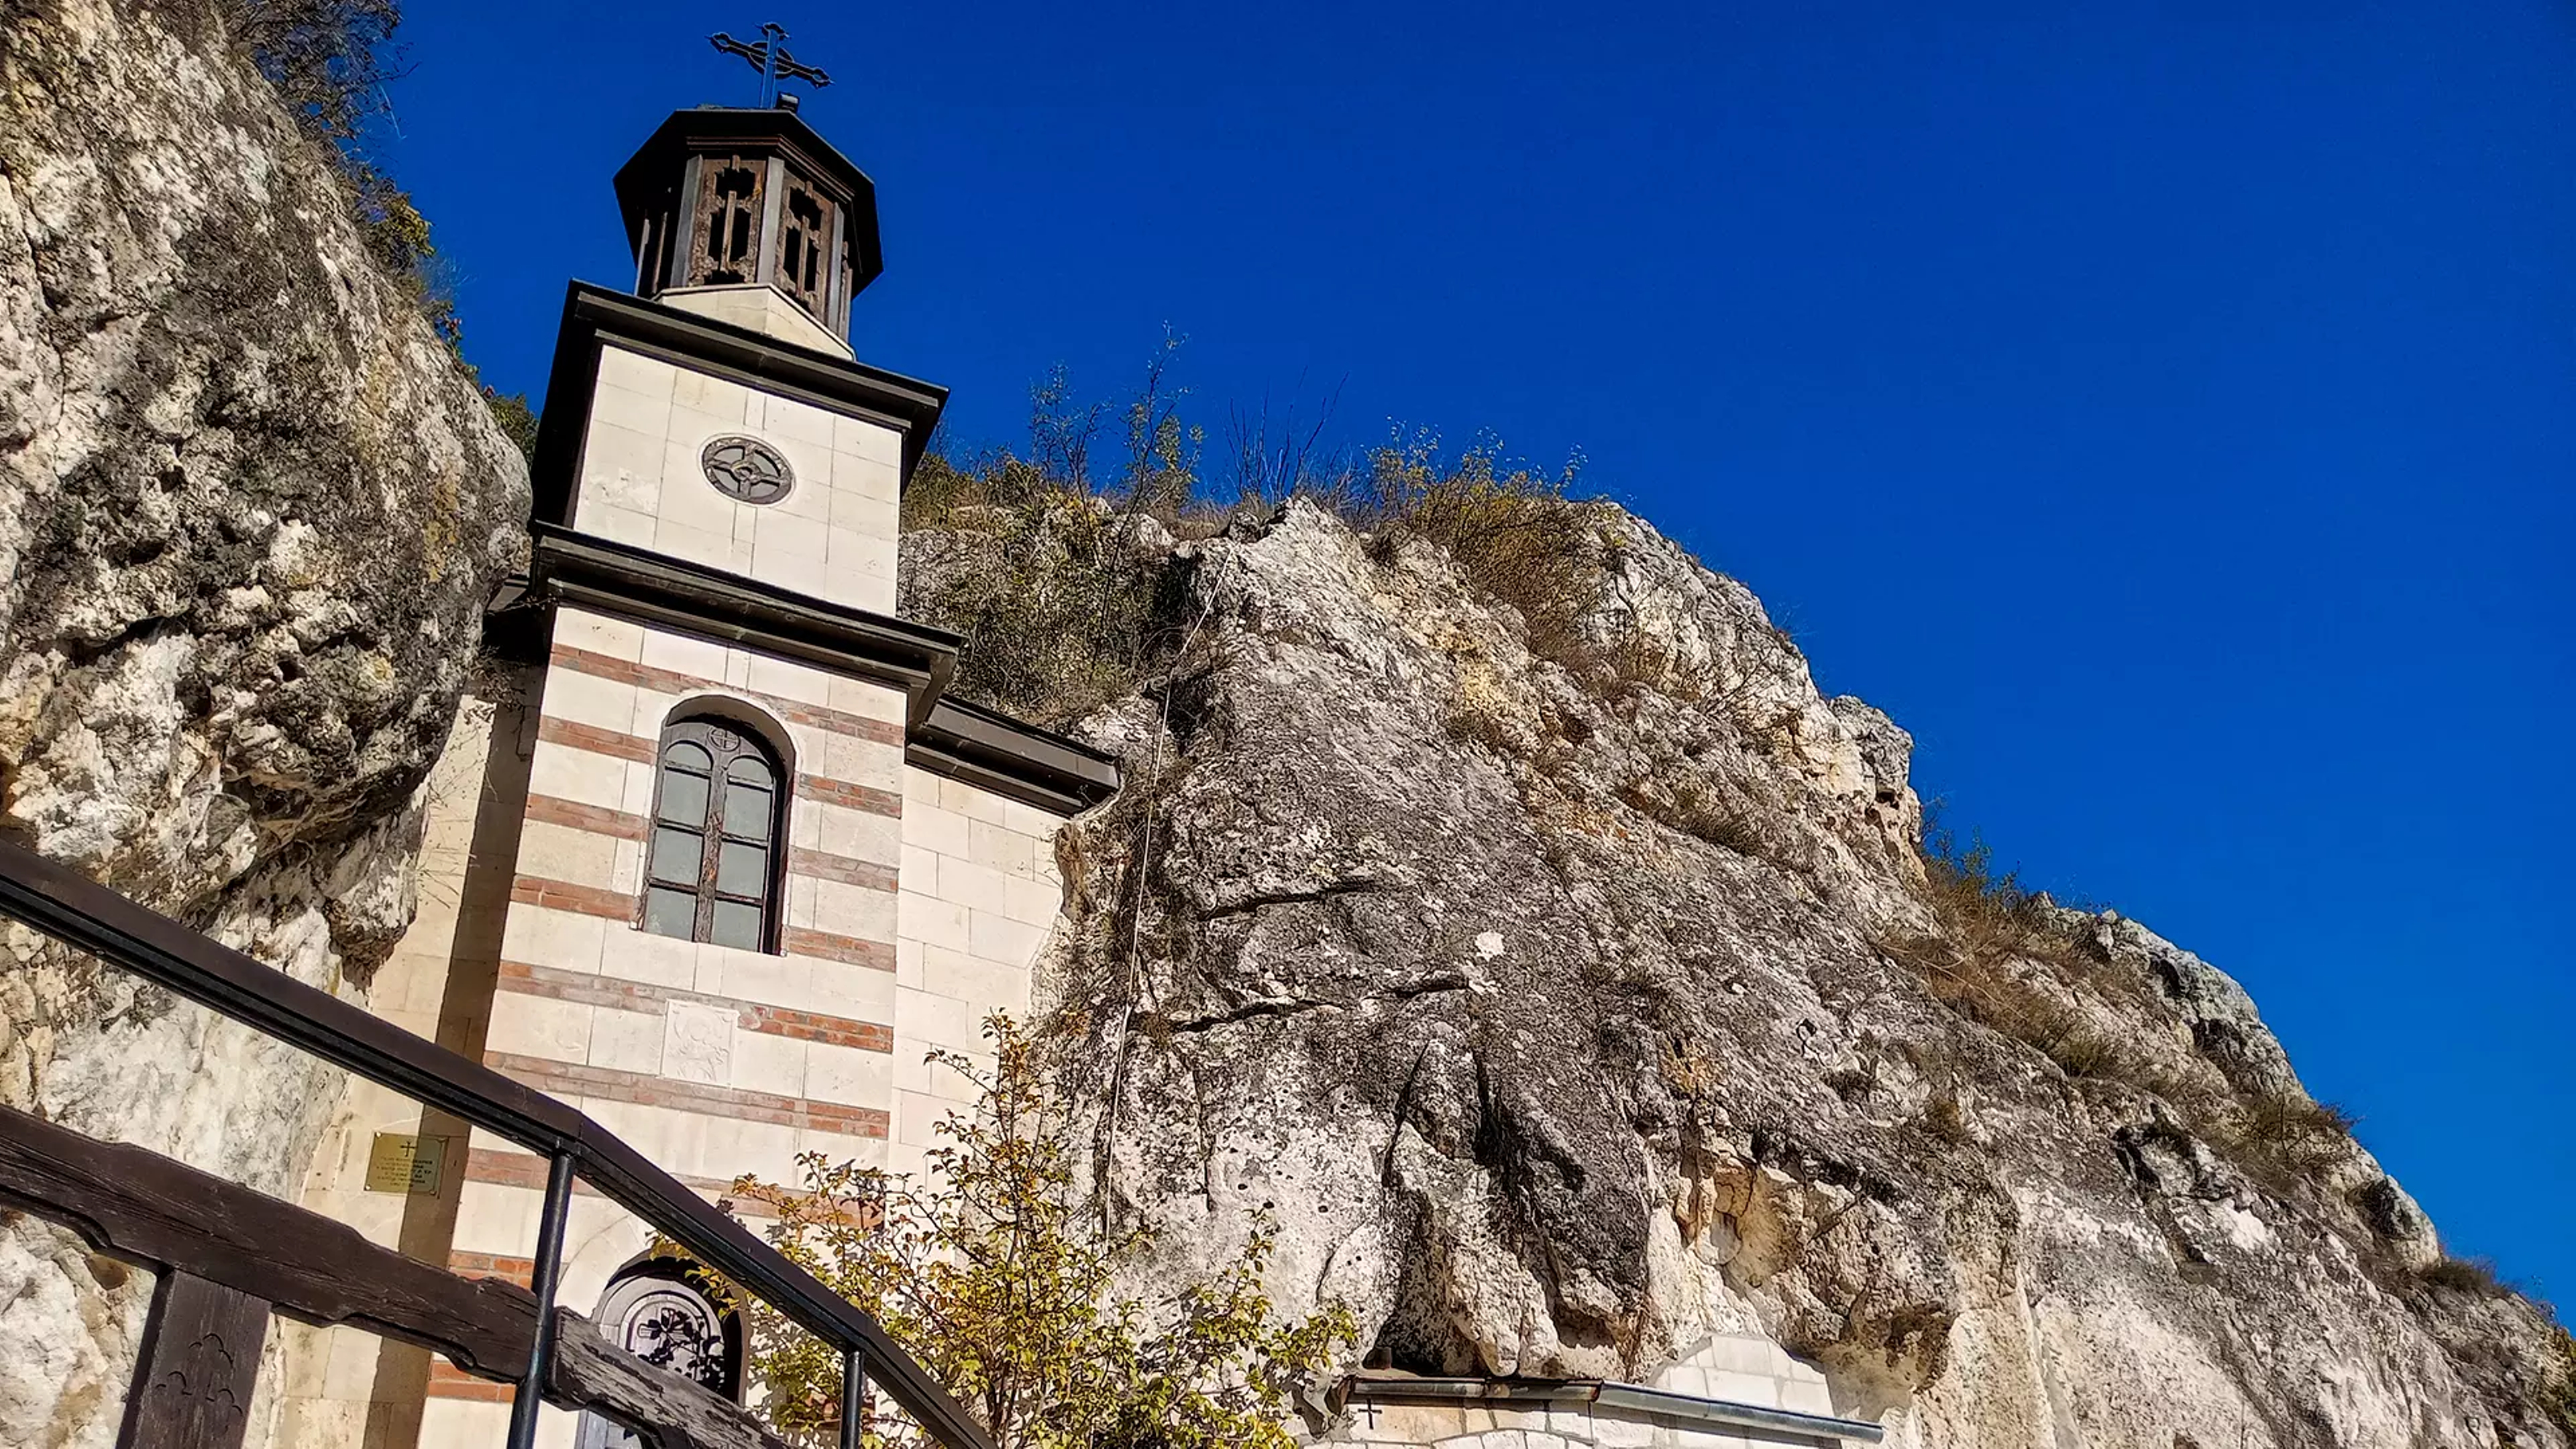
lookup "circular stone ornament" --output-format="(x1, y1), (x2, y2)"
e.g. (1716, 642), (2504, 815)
(699, 435), (794, 504)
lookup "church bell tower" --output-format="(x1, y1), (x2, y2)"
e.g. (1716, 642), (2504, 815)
(612, 101), (882, 355)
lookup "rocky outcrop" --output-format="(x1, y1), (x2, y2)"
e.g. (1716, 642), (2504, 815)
(0, 1), (526, 1443)
(942, 500), (2569, 1449)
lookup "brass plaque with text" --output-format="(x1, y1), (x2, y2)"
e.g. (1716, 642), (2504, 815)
(364, 1132), (448, 1195)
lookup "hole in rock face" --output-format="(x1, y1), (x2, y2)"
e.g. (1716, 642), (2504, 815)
(1365, 1301), (1472, 1377)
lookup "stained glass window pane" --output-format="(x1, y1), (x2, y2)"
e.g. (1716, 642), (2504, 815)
(717, 841), (768, 898)
(710, 900), (762, 950)
(658, 769), (709, 825)
(650, 827), (703, 885)
(725, 783), (771, 841)
(643, 887), (697, 940)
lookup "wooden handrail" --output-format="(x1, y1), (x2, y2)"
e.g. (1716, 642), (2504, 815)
(0, 1101), (792, 1449)
(0, 837), (994, 1449)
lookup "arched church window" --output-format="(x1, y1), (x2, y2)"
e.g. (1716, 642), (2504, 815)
(642, 716), (784, 951)
(574, 1267), (741, 1449)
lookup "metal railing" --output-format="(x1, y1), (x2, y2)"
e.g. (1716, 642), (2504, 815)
(0, 836), (991, 1449)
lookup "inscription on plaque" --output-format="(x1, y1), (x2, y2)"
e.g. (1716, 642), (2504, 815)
(363, 1133), (449, 1195)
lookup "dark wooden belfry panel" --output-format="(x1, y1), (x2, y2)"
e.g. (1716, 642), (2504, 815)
(773, 172), (837, 321)
(118, 1273), (271, 1449)
(688, 155), (768, 288)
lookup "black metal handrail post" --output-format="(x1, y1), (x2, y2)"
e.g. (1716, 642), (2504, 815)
(509, 1150), (579, 1449)
(841, 1350), (869, 1449)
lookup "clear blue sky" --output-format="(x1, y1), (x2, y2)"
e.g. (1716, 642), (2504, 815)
(380, 3), (2574, 1305)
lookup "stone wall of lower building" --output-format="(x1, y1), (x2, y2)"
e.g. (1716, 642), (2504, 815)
(268, 604), (1084, 1449)
(267, 683), (536, 1449)
(421, 606), (915, 1449)
(889, 767), (1067, 1183)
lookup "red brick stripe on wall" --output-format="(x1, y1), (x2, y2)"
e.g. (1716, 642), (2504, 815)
(426, 1361), (515, 1402)
(509, 875), (634, 922)
(535, 714), (656, 763)
(524, 793), (650, 842)
(773, 700), (904, 749)
(460, 1148), (863, 1224)
(494, 960), (892, 1053)
(459, 1146), (559, 1192)
(746, 1006), (893, 1052)
(458, 1146), (780, 1213)
(794, 775), (901, 818)
(548, 643), (710, 696)
(782, 928), (896, 971)
(485, 1052), (890, 1138)
(549, 644), (908, 750)
(788, 847), (900, 894)
(446, 1250), (535, 1288)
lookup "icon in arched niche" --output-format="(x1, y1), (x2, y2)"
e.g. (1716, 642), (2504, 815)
(575, 1264), (744, 1449)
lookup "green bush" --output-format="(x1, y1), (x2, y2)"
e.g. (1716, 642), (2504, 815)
(904, 488), (1175, 729)
(722, 1015), (1353, 1449)
(227, 0), (401, 148)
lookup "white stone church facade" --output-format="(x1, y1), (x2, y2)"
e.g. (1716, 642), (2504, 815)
(270, 102), (1116, 1449)
(267, 99), (1878, 1449)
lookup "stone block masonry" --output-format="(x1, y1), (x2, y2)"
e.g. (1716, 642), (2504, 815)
(384, 606), (1081, 1449)
(573, 344), (902, 614)
(888, 765), (1070, 1184)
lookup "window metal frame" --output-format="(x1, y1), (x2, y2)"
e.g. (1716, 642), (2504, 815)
(641, 714), (788, 953)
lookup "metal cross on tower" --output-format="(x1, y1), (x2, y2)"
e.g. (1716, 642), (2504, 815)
(709, 23), (831, 107)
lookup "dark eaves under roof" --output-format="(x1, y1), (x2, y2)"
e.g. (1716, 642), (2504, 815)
(492, 525), (1120, 818)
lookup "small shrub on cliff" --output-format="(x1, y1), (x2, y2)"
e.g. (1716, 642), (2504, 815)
(1361, 429), (1600, 665)
(229, 0), (476, 350)
(2190, 1090), (2356, 1195)
(227, 0), (401, 146)
(1121, 329), (1205, 519)
(1617, 777), (1811, 875)
(2540, 1326), (2576, 1440)
(1919, 1089), (1972, 1144)
(2415, 1255), (2508, 1297)
(484, 389), (539, 461)
(727, 1015), (1352, 1449)
(906, 483), (1176, 727)
(1917, 821), (2054, 967)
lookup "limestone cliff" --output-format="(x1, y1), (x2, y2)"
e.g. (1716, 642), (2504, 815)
(0, 1), (527, 1442)
(902, 500), (2570, 1449)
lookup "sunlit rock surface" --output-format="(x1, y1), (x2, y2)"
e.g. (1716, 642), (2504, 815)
(932, 500), (2572, 1449)
(0, 2), (525, 1442)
